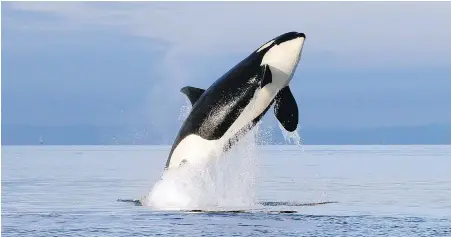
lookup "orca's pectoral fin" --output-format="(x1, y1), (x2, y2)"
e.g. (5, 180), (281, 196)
(260, 64), (272, 88)
(180, 86), (206, 105)
(274, 86), (298, 132)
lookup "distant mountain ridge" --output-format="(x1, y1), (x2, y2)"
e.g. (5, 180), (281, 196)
(2, 124), (450, 145)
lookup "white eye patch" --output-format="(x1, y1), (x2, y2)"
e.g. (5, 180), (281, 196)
(256, 40), (275, 52)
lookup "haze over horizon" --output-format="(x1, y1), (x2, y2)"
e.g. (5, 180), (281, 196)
(1, 2), (451, 145)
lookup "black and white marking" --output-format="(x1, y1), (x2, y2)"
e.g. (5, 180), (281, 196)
(166, 31), (306, 169)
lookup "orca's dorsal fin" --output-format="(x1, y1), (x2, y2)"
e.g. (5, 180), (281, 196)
(261, 64), (272, 88)
(180, 86), (206, 105)
(274, 86), (298, 132)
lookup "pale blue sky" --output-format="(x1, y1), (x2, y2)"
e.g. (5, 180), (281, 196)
(2, 2), (451, 134)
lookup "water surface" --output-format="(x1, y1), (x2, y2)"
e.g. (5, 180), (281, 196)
(2, 145), (451, 236)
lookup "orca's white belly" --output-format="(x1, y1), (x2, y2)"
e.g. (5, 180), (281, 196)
(165, 31), (306, 170)
(167, 134), (217, 169)
(167, 85), (281, 170)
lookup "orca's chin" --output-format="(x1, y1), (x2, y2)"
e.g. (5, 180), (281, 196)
(260, 36), (305, 84)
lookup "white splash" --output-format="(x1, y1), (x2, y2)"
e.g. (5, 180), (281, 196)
(145, 128), (259, 211)
(278, 122), (303, 147)
(143, 95), (262, 210)
(178, 97), (192, 122)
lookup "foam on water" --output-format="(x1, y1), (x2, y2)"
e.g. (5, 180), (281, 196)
(145, 98), (262, 211)
(145, 128), (259, 210)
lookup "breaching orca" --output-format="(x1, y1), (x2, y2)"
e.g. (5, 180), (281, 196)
(165, 31), (306, 170)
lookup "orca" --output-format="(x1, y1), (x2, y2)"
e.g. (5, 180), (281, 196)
(165, 31), (306, 170)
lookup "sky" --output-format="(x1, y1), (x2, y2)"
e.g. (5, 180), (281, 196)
(2, 2), (451, 139)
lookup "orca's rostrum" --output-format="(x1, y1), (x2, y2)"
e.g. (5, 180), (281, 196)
(165, 31), (306, 170)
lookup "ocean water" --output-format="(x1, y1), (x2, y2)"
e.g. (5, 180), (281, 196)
(1, 145), (451, 236)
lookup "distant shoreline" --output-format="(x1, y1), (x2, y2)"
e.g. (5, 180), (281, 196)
(2, 124), (450, 145)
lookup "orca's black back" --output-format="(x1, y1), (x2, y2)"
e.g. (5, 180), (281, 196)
(165, 51), (268, 168)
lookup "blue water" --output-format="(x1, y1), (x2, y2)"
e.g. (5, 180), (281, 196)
(2, 145), (451, 236)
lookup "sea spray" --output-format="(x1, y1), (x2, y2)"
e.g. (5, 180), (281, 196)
(178, 97), (192, 122)
(278, 123), (303, 147)
(145, 98), (261, 210)
(146, 128), (259, 210)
